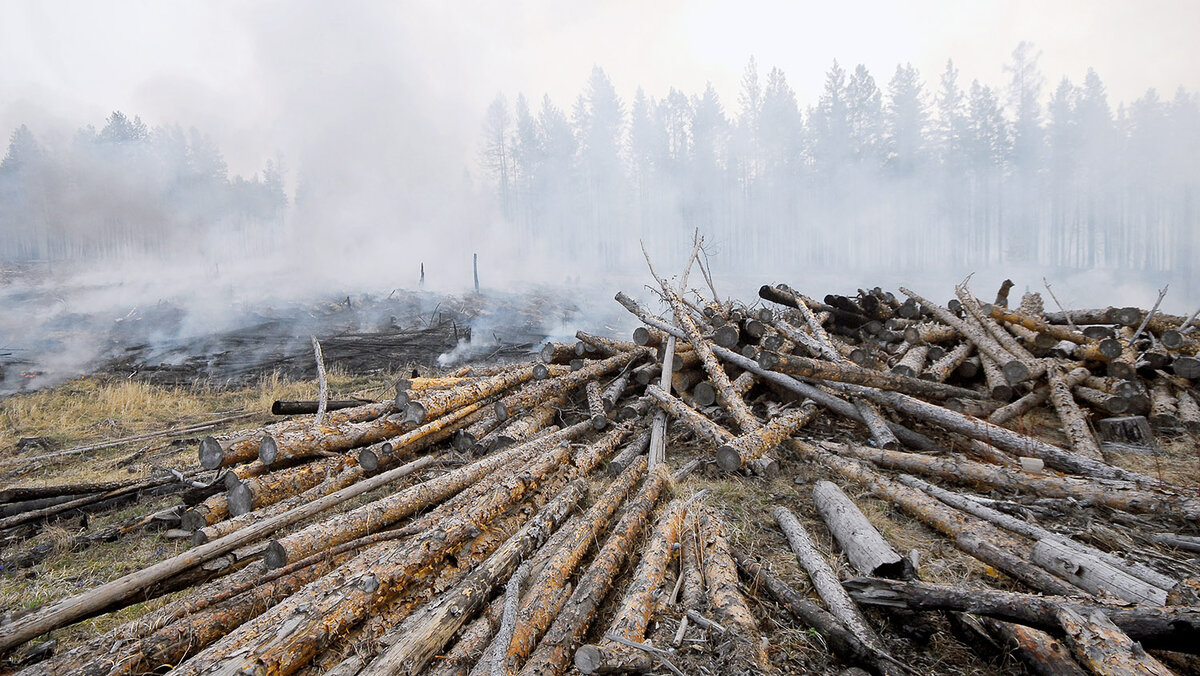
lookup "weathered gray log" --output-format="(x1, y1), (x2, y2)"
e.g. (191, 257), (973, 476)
(606, 428), (651, 477)
(774, 506), (889, 656)
(1031, 539), (1169, 606)
(896, 475), (1177, 591)
(812, 481), (909, 579)
(1046, 365), (1106, 461)
(759, 349), (986, 401)
(1056, 607), (1175, 675)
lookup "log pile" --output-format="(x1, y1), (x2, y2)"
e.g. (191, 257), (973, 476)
(2, 269), (1199, 676)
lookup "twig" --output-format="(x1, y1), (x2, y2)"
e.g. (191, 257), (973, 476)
(686, 609), (727, 634)
(1129, 285), (1168, 345)
(602, 634), (686, 676)
(1180, 306), (1200, 334)
(1043, 278), (1077, 332)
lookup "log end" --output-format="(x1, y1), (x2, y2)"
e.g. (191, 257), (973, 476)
(1098, 338), (1124, 360)
(574, 645), (606, 675)
(190, 529), (209, 546)
(714, 325), (740, 348)
(258, 435), (279, 466)
(222, 471), (243, 491)
(533, 363), (550, 380)
(693, 382), (718, 407)
(757, 351), (780, 371)
(716, 445), (744, 472)
(1172, 357), (1200, 380)
(228, 482), (254, 517)
(263, 540), (287, 569)
(179, 507), (207, 532)
(591, 414), (609, 431)
(1161, 330), (1184, 350)
(394, 386), (411, 410)
(1001, 360), (1031, 384)
(359, 447), (380, 472)
(198, 436), (224, 470)
(452, 430), (475, 451)
(632, 326), (653, 346)
(405, 402), (428, 425)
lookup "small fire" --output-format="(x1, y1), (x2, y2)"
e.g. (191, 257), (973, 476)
(21, 371), (41, 379)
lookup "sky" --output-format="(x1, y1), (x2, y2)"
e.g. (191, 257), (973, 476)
(1, 0), (1197, 177)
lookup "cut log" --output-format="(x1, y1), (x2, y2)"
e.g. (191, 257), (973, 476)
(774, 506), (890, 656)
(357, 479), (588, 676)
(606, 429), (651, 477)
(695, 510), (771, 672)
(812, 480), (909, 579)
(890, 344), (929, 379)
(271, 399), (369, 415)
(1046, 365), (1106, 461)
(1031, 539), (1169, 606)
(515, 464), (671, 676)
(921, 342), (973, 383)
(899, 286), (1024, 381)
(758, 350), (986, 401)
(1057, 607), (1175, 675)
(504, 457), (649, 674)
(832, 443), (1200, 522)
(574, 498), (688, 674)
(404, 365), (539, 424)
(842, 577), (1200, 654)
(716, 402), (818, 471)
(982, 618), (1088, 676)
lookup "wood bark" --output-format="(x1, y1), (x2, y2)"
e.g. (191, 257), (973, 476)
(982, 618), (1088, 676)
(985, 305), (1092, 345)
(920, 342), (973, 383)
(515, 464), (671, 676)
(644, 384), (733, 447)
(842, 577), (1200, 654)
(606, 429), (651, 477)
(980, 352), (1015, 401)
(890, 344), (929, 378)
(812, 480), (908, 579)
(899, 287), (1021, 375)
(989, 366), (1090, 425)
(585, 381), (608, 430)
(600, 371), (632, 412)
(404, 365), (538, 424)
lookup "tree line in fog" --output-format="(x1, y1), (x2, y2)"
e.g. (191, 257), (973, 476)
(0, 111), (287, 263)
(480, 43), (1199, 279)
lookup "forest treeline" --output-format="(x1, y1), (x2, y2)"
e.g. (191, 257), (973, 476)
(480, 44), (1199, 278)
(0, 111), (287, 263)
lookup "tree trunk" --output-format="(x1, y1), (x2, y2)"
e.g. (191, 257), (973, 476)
(758, 350), (985, 401)
(1057, 607), (1175, 675)
(1046, 366), (1105, 461)
(1031, 539), (1169, 606)
(696, 510), (771, 672)
(716, 403), (817, 471)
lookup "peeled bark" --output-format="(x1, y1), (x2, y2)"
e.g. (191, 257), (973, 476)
(606, 429), (651, 477)
(697, 510), (771, 672)
(983, 618), (1088, 676)
(404, 366), (538, 424)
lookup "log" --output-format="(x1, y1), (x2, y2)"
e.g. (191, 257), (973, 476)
(774, 506), (892, 659)
(895, 474), (1177, 592)
(982, 618), (1088, 676)
(1046, 365), (1106, 461)
(921, 342), (973, 382)
(979, 352), (1015, 401)
(173, 438), (577, 676)
(197, 401), (394, 470)
(989, 365), (1090, 425)
(0, 453), (437, 654)
(758, 350), (986, 401)
(852, 397), (900, 450)
(842, 577), (1200, 654)
(599, 371), (632, 412)
(899, 287), (1025, 381)
(1176, 390), (1200, 432)
(734, 552), (902, 674)
(644, 384), (732, 447)
(1149, 378), (1179, 427)
(1031, 539), (1170, 606)
(890, 344), (929, 379)
(271, 399), (367, 415)
(694, 510), (771, 672)
(404, 365), (538, 424)
(606, 429), (651, 477)
(585, 381), (609, 430)
(788, 440), (1085, 596)
(503, 457), (649, 674)
(515, 464), (671, 676)
(574, 498), (688, 674)
(716, 402), (817, 471)
(263, 421), (592, 570)
(1072, 385), (1130, 415)
(1057, 607), (1175, 675)
(845, 385), (1162, 486)
(358, 479), (589, 676)
(812, 480), (909, 579)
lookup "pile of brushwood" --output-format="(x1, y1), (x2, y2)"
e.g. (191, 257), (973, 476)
(2, 260), (1200, 675)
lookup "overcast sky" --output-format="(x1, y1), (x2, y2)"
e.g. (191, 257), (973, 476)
(2, 0), (1197, 177)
